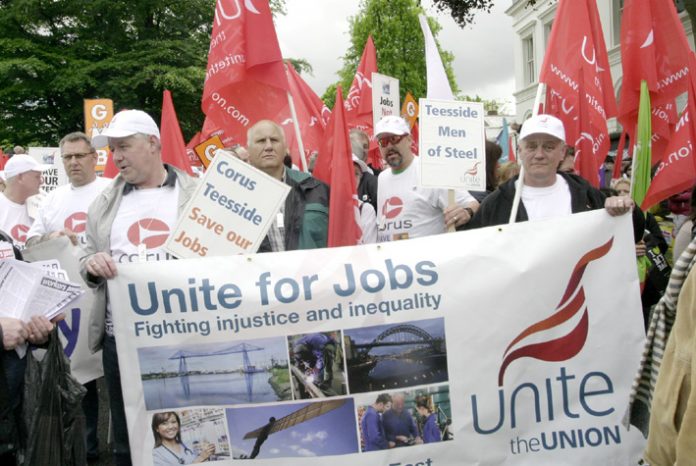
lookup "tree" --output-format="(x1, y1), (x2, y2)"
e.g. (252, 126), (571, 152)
(323, 0), (459, 107)
(426, 0), (544, 27)
(0, 0), (215, 146)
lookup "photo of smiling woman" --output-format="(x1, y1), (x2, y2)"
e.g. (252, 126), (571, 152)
(152, 412), (215, 465)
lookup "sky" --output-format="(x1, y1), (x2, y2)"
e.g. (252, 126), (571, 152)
(137, 336), (290, 373)
(227, 399), (359, 458)
(275, 0), (516, 109)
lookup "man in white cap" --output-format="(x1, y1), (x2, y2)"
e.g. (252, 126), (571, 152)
(78, 109), (197, 466)
(374, 115), (479, 242)
(468, 114), (631, 228)
(0, 154), (48, 247)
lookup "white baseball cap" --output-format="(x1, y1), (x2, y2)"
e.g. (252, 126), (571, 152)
(374, 115), (410, 138)
(92, 109), (160, 148)
(352, 154), (373, 175)
(3, 154), (50, 179)
(519, 114), (566, 142)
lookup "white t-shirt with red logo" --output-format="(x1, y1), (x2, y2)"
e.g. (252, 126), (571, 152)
(106, 183), (179, 334)
(27, 177), (112, 247)
(377, 160), (475, 242)
(520, 175), (572, 221)
(0, 192), (33, 248)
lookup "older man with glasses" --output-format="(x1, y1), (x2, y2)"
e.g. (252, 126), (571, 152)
(467, 114), (632, 228)
(374, 115), (478, 242)
(26, 132), (112, 248)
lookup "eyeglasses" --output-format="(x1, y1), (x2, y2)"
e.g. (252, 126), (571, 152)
(61, 152), (95, 161)
(377, 134), (407, 148)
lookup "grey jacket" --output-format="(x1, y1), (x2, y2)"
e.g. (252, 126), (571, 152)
(79, 165), (197, 352)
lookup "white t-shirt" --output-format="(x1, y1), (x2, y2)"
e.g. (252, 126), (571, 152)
(106, 183), (179, 334)
(520, 174), (572, 221)
(27, 177), (112, 247)
(377, 160), (475, 242)
(0, 192), (33, 248)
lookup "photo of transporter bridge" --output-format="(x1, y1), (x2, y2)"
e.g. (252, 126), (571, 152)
(138, 337), (291, 410)
(344, 317), (448, 394)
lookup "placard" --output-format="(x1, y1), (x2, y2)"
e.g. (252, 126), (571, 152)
(372, 72), (400, 130)
(418, 98), (486, 191)
(164, 150), (290, 258)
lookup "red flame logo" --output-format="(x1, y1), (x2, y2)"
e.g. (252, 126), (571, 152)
(466, 162), (481, 176)
(497, 237), (614, 386)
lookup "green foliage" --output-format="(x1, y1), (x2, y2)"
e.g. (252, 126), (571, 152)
(324, 0), (459, 108)
(0, 0), (215, 146)
(287, 57), (314, 75)
(429, 0), (540, 27)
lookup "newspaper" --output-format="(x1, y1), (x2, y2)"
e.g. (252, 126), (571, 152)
(0, 258), (84, 322)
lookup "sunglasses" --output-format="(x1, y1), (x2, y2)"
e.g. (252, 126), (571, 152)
(377, 134), (407, 148)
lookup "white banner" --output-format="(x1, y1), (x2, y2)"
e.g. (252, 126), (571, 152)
(23, 236), (103, 384)
(28, 146), (68, 194)
(372, 72), (400, 130)
(110, 211), (646, 465)
(418, 99), (486, 191)
(164, 151), (290, 259)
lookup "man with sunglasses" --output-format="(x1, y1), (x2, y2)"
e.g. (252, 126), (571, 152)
(26, 132), (111, 248)
(466, 114), (632, 228)
(375, 115), (479, 242)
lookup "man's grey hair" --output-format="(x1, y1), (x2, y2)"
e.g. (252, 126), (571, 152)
(60, 132), (96, 151)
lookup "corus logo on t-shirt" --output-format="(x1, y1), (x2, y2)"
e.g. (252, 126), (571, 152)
(127, 218), (170, 249)
(11, 224), (29, 243)
(64, 212), (88, 233)
(382, 197), (403, 219)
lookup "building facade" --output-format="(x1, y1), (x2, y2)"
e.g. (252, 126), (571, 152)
(506, 0), (694, 139)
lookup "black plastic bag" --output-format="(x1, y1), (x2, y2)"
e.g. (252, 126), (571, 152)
(22, 329), (87, 466)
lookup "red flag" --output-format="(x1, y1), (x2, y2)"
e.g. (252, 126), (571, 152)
(508, 134), (516, 163)
(641, 108), (695, 209)
(102, 150), (119, 179)
(186, 132), (202, 150)
(284, 63), (331, 168)
(201, 0), (290, 147)
(313, 86), (361, 247)
(642, 52), (696, 208)
(345, 36), (383, 170)
(613, 131), (626, 180)
(160, 90), (194, 175)
(573, 71), (599, 186)
(540, 0), (616, 184)
(0, 148), (8, 170)
(618, 0), (691, 163)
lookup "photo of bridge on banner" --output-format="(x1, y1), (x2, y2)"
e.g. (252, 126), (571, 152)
(137, 337), (292, 410)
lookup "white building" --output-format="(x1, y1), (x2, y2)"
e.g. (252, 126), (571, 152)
(506, 0), (694, 140)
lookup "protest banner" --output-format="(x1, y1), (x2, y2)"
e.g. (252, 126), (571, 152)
(84, 98), (114, 170)
(164, 150), (290, 259)
(28, 146), (68, 194)
(110, 210), (645, 465)
(23, 236), (103, 383)
(194, 135), (225, 168)
(418, 98), (486, 191)
(371, 72), (400, 130)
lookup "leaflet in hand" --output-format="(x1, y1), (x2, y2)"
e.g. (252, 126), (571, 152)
(0, 259), (84, 321)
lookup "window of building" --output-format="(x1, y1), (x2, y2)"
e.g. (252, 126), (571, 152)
(523, 35), (535, 85)
(544, 21), (553, 50)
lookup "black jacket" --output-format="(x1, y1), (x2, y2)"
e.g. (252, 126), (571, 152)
(467, 172), (606, 229)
